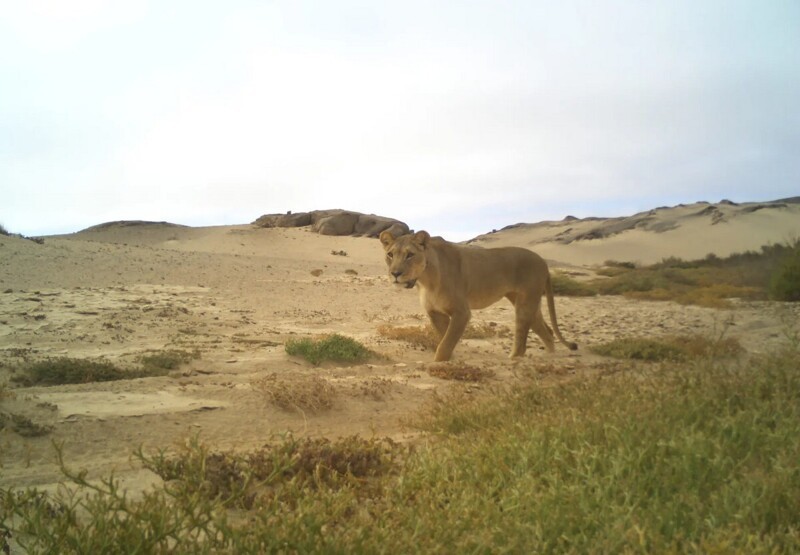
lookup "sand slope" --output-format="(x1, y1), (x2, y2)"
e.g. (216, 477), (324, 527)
(471, 199), (800, 266)
(1, 211), (797, 494)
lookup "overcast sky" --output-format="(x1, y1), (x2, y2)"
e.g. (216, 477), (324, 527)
(2, 1), (798, 240)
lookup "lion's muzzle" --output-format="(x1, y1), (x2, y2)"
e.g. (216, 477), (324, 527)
(391, 273), (417, 289)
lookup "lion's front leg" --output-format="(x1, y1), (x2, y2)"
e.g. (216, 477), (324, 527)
(426, 310), (450, 339)
(433, 309), (470, 362)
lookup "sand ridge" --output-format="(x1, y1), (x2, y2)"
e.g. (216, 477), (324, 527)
(472, 199), (800, 265)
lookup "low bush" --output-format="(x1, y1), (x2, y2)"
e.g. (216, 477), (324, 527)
(590, 334), (744, 362)
(769, 242), (800, 301)
(551, 273), (595, 296)
(285, 334), (374, 365)
(11, 352), (196, 387)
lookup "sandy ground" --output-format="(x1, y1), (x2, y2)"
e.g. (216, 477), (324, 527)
(1, 219), (797, 496)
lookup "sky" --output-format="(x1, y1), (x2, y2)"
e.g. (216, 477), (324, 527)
(1, 1), (798, 240)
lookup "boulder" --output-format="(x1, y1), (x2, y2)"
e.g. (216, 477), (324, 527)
(313, 211), (360, 235)
(252, 209), (409, 238)
(253, 212), (312, 228)
(354, 214), (409, 238)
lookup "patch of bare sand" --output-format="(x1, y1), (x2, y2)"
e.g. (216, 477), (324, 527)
(1, 222), (797, 497)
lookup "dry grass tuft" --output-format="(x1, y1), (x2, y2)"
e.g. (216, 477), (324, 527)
(353, 377), (394, 400)
(427, 362), (495, 382)
(377, 322), (509, 351)
(144, 434), (404, 510)
(0, 409), (53, 437)
(377, 324), (439, 350)
(0, 381), (13, 401)
(252, 373), (337, 413)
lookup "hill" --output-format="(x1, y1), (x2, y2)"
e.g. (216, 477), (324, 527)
(469, 199), (800, 265)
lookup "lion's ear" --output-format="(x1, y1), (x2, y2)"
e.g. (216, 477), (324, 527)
(379, 230), (396, 248)
(413, 231), (430, 248)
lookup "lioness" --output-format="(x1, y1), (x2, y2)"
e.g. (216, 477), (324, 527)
(380, 230), (578, 362)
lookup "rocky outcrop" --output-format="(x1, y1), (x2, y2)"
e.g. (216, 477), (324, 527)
(253, 210), (409, 238)
(253, 212), (312, 228)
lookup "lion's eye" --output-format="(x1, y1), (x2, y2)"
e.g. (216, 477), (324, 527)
(406, 252), (414, 260)
(387, 252), (394, 259)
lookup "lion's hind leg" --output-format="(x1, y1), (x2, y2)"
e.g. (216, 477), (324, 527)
(510, 295), (539, 358)
(531, 309), (556, 353)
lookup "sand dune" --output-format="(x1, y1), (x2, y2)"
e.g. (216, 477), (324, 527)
(1, 200), (797, 495)
(471, 199), (800, 265)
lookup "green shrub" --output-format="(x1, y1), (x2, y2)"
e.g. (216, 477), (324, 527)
(12, 356), (173, 386)
(590, 335), (743, 362)
(550, 273), (595, 296)
(285, 334), (373, 365)
(555, 243), (800, 306)
(769, 244), (800, 301)
(590, 337), (687, 361)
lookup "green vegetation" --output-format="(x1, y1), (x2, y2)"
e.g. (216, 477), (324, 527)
(555, 241), (800, 307)
(769, 244), (800, 301)
(590, 335), (744, 362)
(285, 334), (374, 365)
(3, 341), (798, 552)
(144, 434), (402, 509)
(11, 351), (198, 387)
(551, 273), (596, 296)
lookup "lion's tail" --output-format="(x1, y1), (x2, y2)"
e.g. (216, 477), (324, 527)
(545, 274), (578, 351)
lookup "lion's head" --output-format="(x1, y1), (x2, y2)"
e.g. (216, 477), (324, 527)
(379, 230), (430, 288)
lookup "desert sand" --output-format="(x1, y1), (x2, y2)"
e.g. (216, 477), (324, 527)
(1, 200), (798, 497)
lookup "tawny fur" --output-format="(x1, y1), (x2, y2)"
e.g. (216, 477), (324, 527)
(380, 230), (578, 362)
